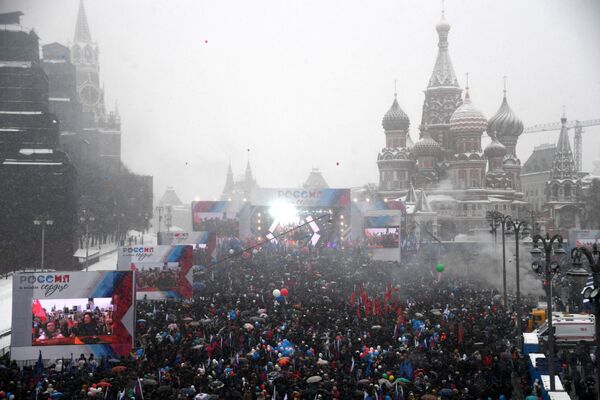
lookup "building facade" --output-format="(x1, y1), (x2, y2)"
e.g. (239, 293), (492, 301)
(542, 116), (585, 236)
(0, 11), (78, 271)
(41, 2), (153, 248)
(50, 0), (122, 172)
(220, 160), (258, 202)
(521, 143), (555, 212)
(376, 13), (527, 239)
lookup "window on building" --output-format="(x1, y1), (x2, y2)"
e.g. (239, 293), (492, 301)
(458, 170), (466, 189)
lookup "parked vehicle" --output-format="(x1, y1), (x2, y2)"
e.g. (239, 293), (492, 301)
(536, 313), (595, 344)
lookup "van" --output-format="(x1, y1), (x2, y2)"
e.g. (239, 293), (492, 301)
(536, 314), (595, 344)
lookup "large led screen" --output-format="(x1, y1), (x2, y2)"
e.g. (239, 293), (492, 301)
(11, 271), (135, 361)
(117, 245), (193, 300)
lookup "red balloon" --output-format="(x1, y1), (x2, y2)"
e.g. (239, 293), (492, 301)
(280, 288), (289, 297)
(242, 251), (251, 259)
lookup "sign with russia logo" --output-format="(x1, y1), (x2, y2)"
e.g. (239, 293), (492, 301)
(117, 245), (193, 300)
(11, 271), (135, 361)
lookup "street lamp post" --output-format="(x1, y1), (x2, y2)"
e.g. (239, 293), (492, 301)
(506, 217), (529, 334)
(487, 211), (510, 306)
(530, 233), (565, 392)
(80, 210), (95, 272)
(568, 243), (600, 397)
(155, 205), (164, 235)
(33, 218), (54, 271)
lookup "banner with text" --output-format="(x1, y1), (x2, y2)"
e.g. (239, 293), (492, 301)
(11, 271), (135, 361)
(250, 188), (351, 208)
(117, 245), (193, 300)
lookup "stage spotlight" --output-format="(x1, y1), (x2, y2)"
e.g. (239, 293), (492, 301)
(268, 202), (298, 225)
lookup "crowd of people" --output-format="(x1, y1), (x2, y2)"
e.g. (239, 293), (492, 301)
(33, 303), (114, 345)
(0, 246), (596, 399)
(137, 265), (181, 291)
(365, 230), (400, 249)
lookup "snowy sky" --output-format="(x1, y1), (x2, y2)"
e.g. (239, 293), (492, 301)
(4, 0), (600, 202)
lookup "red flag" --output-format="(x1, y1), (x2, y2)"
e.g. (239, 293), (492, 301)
(384, 283), (392, 303)
(356, 305), (361, 319)
(32, 300), (47, 323)
(360, 289), (368, 306)
(457, 322), (464, 345)
(396, 305), (404, 324)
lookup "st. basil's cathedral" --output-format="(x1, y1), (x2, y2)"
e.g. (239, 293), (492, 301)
(376, 12), (528, 239)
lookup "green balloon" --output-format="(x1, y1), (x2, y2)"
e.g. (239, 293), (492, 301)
(382, 373), (388, 379)
(435, 263), (445, 273)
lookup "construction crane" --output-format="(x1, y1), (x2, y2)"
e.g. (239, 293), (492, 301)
(523, 118), (600, 172)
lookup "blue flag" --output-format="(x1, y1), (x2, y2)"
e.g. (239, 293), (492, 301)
(35, 350), (44, 375)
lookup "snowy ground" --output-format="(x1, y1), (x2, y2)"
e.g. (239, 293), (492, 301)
(0, 232), (156, 350)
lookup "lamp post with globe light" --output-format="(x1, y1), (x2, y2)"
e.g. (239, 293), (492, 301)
(530, 233), (566, 391)
(567, 243), (600, 397)
(505, 216), (529, 333)
(487, 210), (511, 307)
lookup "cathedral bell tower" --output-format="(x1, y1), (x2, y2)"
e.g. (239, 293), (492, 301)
(419, 12), (463, 157)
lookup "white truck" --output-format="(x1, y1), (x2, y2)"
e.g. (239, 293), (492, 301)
(535, 313), (595, 344)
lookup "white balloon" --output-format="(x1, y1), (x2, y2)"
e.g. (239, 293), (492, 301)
(273, 289), (281, 297)
(229, 249), (235, 254)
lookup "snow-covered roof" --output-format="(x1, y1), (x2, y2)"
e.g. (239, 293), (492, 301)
(19, 148), (53, 155)
(0, 61), (31, 68)
(0, 24), (30, 33)
(428, 194), (456, 202)
(487, 196), (512, 203)
(73, 249), (100, 258)
(0, 110), (43, 115)
(2, 160), (62, 166)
